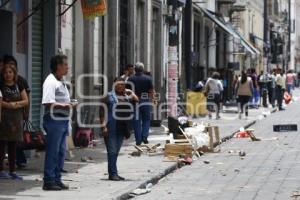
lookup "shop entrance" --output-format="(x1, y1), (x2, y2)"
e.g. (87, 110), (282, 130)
(0, 10), (14, 57)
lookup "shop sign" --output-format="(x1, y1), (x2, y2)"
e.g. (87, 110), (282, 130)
(81, 0), (107, 19)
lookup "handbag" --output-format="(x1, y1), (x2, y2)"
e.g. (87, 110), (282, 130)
(284, 91), (292, 104)
(19, 120), (46, 150)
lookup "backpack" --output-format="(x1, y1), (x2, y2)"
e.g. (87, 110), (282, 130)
(74, 110), (94, 148)
(74, 128), (93, 148)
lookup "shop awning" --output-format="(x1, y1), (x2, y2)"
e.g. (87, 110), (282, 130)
(194, 4), (260, 55)
(196, 6), (240, 40)
(226, 23), (261, 55)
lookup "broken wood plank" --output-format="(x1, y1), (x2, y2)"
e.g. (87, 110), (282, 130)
(134, 145), (144, 153)
(179, 127), (201, 157)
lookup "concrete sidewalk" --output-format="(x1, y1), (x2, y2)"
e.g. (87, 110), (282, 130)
(0, 96), (291, 200)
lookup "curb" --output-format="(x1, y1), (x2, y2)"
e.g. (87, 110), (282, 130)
(218, 107), (277, 145)
(117, 108), (278, 199)
(117, 162), (180, 200)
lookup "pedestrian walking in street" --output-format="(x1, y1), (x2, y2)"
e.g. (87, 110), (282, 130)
(275, 68), (285, 111)
(235, 71), (254, 119)
(286, 70), (296, 96)
(249, 68), (259, 108)
(128, 62), (155, 145)
(204, 72), (223, 119)
(100, 78), (138, 181)
(268, 70), (277, 108)
(1, 55), (31, 169)
(0, 63), (29, 180)
(42, 55), (74, 191)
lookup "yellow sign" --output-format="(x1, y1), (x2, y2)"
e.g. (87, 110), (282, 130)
(81, 0), (107, 19)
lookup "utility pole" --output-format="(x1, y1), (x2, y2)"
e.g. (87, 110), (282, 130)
(167, 0), (180, 117)
(263, 0), (269, 73)
(288, 0), (291, 70)
(184, 0), (192, 90)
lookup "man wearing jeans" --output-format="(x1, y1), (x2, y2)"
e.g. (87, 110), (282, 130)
(128, 62), (155, 145)
(42, 55), (73, 191)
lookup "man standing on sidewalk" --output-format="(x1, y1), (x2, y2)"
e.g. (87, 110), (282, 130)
(42, 55), (74, 191)
(128, 62), (155, 145)
(275, 68), (285, 111)
(121, 64), (135, 82)
(100, 78), (138, 181)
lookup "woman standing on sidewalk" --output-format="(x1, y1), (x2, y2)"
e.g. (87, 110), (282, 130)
(204, 72), (223, 119)
(100, 78), (138, 181)
(235, 71), (254, 119)
(0, 64), (28, 180)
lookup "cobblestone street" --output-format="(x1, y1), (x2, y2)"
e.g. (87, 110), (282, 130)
(136, 99), (300, 200)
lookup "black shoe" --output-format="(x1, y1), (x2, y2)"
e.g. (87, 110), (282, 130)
(61, 169), (68, 173)
(279, 108), (285, 111)
(109, 175), (122, 181)
(56, 182), (69, 190)
(43, 183), (62, 191)
(136, 142), (142, 146)
(143, 139), (149, 144)
(117, 175), (125, 181)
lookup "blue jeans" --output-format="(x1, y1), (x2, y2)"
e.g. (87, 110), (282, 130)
(43, 115), (68, 184)
(250, 88), (260, 106)
(133, 101), (151, 145)
(104, 127), (124, 176)
(287, 84), (293, 95)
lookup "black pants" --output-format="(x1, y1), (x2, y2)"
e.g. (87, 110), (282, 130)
(276, 85), (284, 109)
(238, 95), (251, 116)
(16, 147), (27, 166)
(207, 94), (221, 115)
(0, 141), (17, 172)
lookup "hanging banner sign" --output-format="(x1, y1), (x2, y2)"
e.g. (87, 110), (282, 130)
(81, 0), (107, 19)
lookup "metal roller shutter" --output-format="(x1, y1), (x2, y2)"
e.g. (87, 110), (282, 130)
(31, 0), (43, 128)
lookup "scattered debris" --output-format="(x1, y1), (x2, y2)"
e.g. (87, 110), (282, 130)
(239, 151), (246, 157)
(130, 151), (141, 157)
(130, 183), (153, 196)
(81, 157), (88, 162)
(291, 191), (300, 198)
(228, 150), (235, 154)
(235, 129), (261, 141)
(134, 145), (144, 153)
(134, 143), (162, 156)
(234, 168), (240, 173)
(178, 156), (193, 165)
(203, 160), (210, 164)
(88, 156), (94, 161)
(130, 188), (150, 196)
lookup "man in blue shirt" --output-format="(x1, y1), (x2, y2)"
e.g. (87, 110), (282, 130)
(128, 62), (155, 145)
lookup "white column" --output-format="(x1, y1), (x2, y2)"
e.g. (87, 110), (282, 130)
(290, 0), (296, 70)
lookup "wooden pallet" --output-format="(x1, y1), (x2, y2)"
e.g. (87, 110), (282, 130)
(205, 126), (221, 153)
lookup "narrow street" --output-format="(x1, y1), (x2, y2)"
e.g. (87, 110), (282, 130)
(1, 0), (300, 199)
(0, 94), (297, 200)
(136, 99), (300, 200)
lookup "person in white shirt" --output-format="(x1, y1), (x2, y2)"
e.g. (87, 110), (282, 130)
(275, 68), (285, 111)
(204, 72), (223, 119)
(42, 55), (75, 191)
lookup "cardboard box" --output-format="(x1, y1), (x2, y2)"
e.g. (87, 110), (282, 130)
(164, 143), (193, 157)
